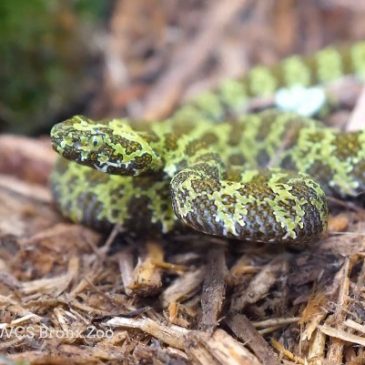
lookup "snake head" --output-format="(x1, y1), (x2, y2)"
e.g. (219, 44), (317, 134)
(51, 115), (163, 176)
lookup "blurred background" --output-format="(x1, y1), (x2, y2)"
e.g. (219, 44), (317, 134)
(1, 0), (365, 135)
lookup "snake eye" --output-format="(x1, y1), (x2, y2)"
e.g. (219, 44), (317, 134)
(91, 134), (103, 148)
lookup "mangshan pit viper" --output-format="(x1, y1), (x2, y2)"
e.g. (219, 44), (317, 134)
(50, 41), (365, 247)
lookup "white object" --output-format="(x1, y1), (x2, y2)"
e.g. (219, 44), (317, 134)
(274, 86), (326, 117)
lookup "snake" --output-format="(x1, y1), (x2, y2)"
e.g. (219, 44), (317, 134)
(50, 41), (365, 247)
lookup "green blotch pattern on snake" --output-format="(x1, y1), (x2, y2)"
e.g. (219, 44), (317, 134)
(50, 41), (365, 246)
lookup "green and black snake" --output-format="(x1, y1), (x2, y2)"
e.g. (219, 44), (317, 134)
(50, 42), (365, 247)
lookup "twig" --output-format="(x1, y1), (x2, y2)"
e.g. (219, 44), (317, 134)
(252, 317), (300, 328)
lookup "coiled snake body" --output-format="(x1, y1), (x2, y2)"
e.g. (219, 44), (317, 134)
(51, 42), (365, 246)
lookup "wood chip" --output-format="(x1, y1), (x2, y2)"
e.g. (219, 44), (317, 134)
(106, 316), (189, 350)
(128, 242), (164, 296)
(319, 324), (365, 347)
(225, 313), (280, 365)
(187, 329), (262, 365)
(230, 256), (288, 311)
(199, 246), (226, 332)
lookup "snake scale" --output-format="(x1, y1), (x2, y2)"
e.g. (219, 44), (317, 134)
(51, 41), (365, 247)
